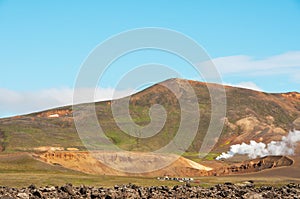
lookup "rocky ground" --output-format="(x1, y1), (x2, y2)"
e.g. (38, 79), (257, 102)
(0, 182), (300, 199)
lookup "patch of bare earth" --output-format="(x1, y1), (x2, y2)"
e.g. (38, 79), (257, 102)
(37, 151), (212, 177)
(36, 149), (295, 178)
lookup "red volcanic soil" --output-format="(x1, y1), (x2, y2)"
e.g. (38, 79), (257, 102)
(241, 144), (300, 179)
(37, 151), (213, 177)
(208, 143), (300, 183)
(36, 150), (295, 179)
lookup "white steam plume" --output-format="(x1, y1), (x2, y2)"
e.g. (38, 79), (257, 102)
(216, 130), (300, 160)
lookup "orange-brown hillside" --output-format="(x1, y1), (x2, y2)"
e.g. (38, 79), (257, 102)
(0, 78), (299, 155)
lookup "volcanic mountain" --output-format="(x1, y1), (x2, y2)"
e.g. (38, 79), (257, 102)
(0, 78), (300, 179)
(1, 78), (299, 154)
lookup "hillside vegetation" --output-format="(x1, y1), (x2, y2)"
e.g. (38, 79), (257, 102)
(0, 78), (299, 156)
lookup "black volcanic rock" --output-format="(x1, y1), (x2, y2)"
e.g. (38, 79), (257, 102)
(1, 183), (300, 199)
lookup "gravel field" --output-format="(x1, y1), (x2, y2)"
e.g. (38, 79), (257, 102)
(1, 182), (300, 199)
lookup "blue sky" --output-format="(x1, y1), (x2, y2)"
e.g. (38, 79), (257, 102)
(0, 0), (300, 117)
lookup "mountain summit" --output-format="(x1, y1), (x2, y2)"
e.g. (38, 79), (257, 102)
(0, 78), (299, 154)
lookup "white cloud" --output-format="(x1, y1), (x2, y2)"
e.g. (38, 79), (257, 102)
(0, 87), (133, 118)
(224, 82), (262, 91)
(201, 51), (300, 76)
(2, 51), (300, 118)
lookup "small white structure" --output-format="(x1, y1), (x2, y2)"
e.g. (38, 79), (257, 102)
(67, 147), (79, 151)
(48, 114), (59, 118)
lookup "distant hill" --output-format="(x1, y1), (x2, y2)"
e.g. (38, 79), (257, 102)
(0, 78), (299, 157)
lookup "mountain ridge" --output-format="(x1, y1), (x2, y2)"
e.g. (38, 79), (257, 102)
(0, 78), (299, 156)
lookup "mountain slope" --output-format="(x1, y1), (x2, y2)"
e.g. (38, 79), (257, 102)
(0, 78), (299, 156)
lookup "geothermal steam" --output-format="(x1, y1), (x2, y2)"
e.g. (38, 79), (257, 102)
(216, 130), (300, 160)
